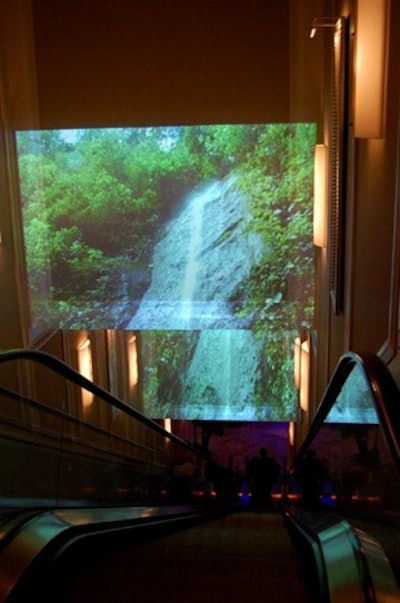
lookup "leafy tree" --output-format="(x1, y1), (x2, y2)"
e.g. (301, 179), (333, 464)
(233, 123), (315, 412)
(142, 331), (200, 417)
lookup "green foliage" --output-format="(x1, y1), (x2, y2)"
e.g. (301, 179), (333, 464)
(236, 123), (315, 328)
(142, 331), (200, 416)
(17, 123), (315, 414)
(17, 126), (213, 326)
(233, 123), (316, 411)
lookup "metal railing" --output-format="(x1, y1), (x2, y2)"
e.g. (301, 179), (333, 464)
(0, 348), (214, 509)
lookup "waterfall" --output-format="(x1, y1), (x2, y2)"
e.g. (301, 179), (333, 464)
(127, 176), (263, 330)
(180, 181), (225, 327)
(180, 329), (263, 421)
(221, 330), (233, 419)
(180, 184), (207, 325)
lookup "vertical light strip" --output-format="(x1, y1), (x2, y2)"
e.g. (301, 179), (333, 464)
(300, 340), (310, 412)
(313, 144), (328, 247)
(289, 422), (295, 447)
(354, 0), (388, 138)
(78, 338), (94, 407)
(294, 337), (301, 390)
(128, 334), (138, 391)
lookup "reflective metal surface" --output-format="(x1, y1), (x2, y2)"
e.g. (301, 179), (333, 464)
(0, 505), (199, 602)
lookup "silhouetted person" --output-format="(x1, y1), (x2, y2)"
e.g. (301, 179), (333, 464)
(294, 449), (324, 510)
(248, 448), (281, 508)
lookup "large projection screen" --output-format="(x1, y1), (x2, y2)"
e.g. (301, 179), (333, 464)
(17, 124), (316, 421)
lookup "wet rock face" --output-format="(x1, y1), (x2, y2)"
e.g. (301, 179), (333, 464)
(181, 330), (263, 421)
(128, 177), (264, 330)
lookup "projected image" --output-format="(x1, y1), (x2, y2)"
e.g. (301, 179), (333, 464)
(141, 330), (298, 421)
(325, 364), (379, 424)
(17, 124), (316, 421)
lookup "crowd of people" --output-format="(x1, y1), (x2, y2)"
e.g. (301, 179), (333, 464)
(245, 447), (325, 510)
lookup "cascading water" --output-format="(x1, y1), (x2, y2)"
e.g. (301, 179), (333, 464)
(180, 329), (263, 421)
(180, 181), (217, 327)
(128, 176), (262, 330)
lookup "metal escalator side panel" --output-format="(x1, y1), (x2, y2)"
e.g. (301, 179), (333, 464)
(0, 512), (70, 602)
(353, 527), (400, 603)
(318, 522), (366, 603)
(0, 505), (205, 602)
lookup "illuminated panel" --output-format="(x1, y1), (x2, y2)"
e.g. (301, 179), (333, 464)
(78, 338), (93, 407)
(354, 0), (388, 138)
(128, 334), (138, 391)
(17, 124), (316, 421)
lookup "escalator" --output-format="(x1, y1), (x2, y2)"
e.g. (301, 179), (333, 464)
(286, 352), (400, 602)
(1, 349), (400, 601)
(9, 509), (311, 603)
(0, 349), (233, 601)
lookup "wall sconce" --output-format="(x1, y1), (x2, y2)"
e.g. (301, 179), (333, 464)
(164, 418), (172, 433)
(313, 144), (328, 248)
(294, 336), (301, 390)
(128, 334), (138, 391)
(299, 340), (310, 412)
(354, 0), (388, 139)
(310, 16), (342, 38)
(294, 335), (311, 412)
(78, 337), (94, 407)
(289, 421), (295, 447)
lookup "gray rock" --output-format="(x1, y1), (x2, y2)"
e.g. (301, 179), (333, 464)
(128, 177), (263, 330)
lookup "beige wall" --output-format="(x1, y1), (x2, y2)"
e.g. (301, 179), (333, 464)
(10, 0), (294, 129)
(354, 0), (400, 354)
(309, 0), (400, 414)
(344, 0), (399, 356)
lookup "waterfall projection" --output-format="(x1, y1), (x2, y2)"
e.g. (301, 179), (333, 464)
(127, 176), (261, 330)
(17, 124), (316, 420)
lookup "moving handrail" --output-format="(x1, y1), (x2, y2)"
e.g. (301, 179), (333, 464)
(0, 348), (207, 458)
(0, 348), (232, 601)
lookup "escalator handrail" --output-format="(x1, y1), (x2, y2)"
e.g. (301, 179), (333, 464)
(0, 347), (210, 460)
(294, 351), (400, 476)
(0, 383), (178, 465)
